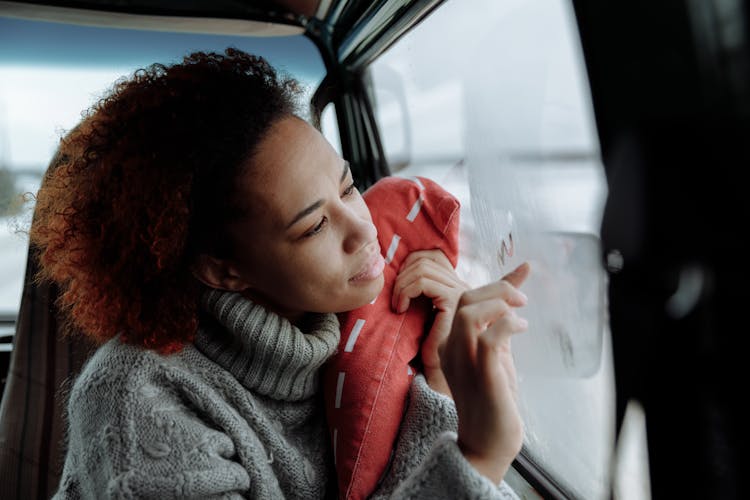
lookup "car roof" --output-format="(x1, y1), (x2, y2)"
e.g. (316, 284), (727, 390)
(0, 1), (442, 72)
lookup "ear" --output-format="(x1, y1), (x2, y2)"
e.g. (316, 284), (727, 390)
(192, 254), (251, 291)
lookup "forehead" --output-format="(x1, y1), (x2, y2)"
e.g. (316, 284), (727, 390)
(238, 116), (341, 226)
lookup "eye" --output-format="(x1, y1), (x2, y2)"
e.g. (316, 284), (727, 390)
(303, 216), (328, 238)
(342, 181), (357, 197)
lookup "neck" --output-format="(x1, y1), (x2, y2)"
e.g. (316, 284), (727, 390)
(240, 288), (306, 326)
(195, 288), (340, 401)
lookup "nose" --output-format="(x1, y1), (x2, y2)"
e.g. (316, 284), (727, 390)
(342, 207), (377, 254)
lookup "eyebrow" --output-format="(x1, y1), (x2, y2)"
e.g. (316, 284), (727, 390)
(286, 161), (350, 230)
(340, 160), (350, 183)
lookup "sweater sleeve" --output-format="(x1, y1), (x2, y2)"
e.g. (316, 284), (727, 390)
(53, 347), (250, 499)
(370, 374), (519, 499)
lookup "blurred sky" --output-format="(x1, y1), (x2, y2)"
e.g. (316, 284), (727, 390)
(0, 16), (325, 170)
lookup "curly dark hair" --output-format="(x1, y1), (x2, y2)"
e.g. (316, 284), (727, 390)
(30, 48), (301, 353)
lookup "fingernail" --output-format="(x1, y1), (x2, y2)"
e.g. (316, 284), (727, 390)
(517, 291), (528, 304)
(519, 318), (529, 329)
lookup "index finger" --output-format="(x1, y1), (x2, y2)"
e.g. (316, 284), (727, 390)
(502, 262), (531, 288)
(458, 274), (528, 309)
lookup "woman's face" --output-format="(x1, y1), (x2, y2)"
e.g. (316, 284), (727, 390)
(222, 115), (385, 320)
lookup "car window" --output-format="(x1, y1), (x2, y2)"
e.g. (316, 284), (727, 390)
(367, 0), (614, 497)
(320, 102), (343, 156)
(0, 16), (325, 319)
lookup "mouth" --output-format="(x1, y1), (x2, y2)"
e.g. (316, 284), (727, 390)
(349, 245), (385, 283)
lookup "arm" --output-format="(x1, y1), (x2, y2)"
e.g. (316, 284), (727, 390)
(377, 252), (530, 497)
(53, 349), (249, 499)
(370, 375), (518, 499)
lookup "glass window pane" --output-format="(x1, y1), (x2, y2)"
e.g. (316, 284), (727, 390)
(320, 102), (342, 156)
(0, 16), (325, 318)
(369, 1), (615, 498)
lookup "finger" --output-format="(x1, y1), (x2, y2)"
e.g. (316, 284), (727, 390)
(452, 298), (513, 339)
(459, 280), (527, 309)
(393, 264), (437, 312)
(395, 277), (455, 314)
(501, 261), (531, 288)
(476, 313), (527, 392)
(421, 311), (453, 367)
(480, 312), (528, 345)
(395, 257), (463, 291)
(397, 255), (459, 283)
(400, 249), (453, 272)
(393, 260), (464, 312)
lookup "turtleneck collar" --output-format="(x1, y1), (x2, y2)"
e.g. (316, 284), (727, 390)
(193, 289), (340, 401)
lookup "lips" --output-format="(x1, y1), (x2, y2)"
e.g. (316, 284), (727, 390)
(349, 247), (385, 283)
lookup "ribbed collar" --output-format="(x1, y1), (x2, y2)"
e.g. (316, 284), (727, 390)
(193, 289), (340, 401)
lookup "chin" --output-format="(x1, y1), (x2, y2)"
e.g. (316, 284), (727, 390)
(337, 273), (386, 312)
(359, 273), (386, 306)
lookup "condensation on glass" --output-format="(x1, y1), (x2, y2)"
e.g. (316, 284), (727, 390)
(368, 0), (615, 498)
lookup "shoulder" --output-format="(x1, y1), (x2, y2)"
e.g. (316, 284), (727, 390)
(64, 339), (241, 457)
(59, 340), (254, 497)
(70, 338), (165, 401)
(66, 338), (211, 426)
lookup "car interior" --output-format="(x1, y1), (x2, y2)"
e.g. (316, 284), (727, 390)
(0, 0), (746, 498)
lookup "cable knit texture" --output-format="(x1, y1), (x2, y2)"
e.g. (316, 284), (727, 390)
(53, 289), (519, 499)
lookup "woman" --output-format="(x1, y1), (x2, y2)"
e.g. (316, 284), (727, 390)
(31, 49), (530, 499)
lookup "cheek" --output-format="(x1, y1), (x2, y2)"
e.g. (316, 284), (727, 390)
(306, 239), (346, 279)
(352, 196), (373, 223)
(280, 240), (344, 286)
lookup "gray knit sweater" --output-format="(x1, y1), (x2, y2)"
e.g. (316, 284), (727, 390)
(53, 289), (518, 499)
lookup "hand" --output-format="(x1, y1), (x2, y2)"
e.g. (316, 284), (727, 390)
(440, 262), (531, 484)
(391, 249), (468, 396)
